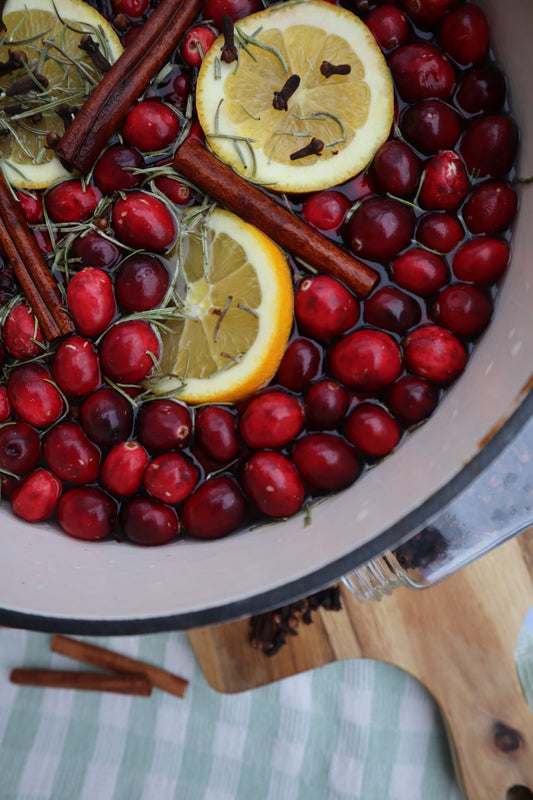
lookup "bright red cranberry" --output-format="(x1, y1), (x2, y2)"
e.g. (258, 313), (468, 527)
(403, 324), (467, 383)
(67, 268), (116, 338)
(57, 487), (117, 541)
(431, 284), (492, 337)
(182, 476), (247, 539)
(195, 405), (240, 462)
(365, 5), (410, 50)
(388, 44), (455, 104)
(52, 335), (101, 398)
(16, 190), (43, 224)
(242, 451), (305, 518)
(112, 192), (176, 252)
(93, 145), (144, 193)
(347, 197), (415, 261)
(239, 390), (304, 449)
(81, 387), (133, 446)
(292, 433), (361, 490)
(11, 468), (62, 522)
(115, 255), (169, 313)
(400, 100), (462, 156)
(154, 175), (194, 205)
(416, 212), (464, 252)
(344, 402), (401, 457)
(276, 338), (321, 393)
(181, 26), (217, 67)
(455, 63), (506, 116)
(301, 190), (351, 232)
(304, 379), (349, 430)
(391, 248), (449, 297)
(460, 115), (518, 178)
(418, 151), (468, 212)
(202, 0), (261, 28)
(72, 230), (122, 271)
(101, 441), (149, 496)
(0, 421), (40, 474)
(0, 386), (10, 423)
(371, 140), (422, 198)
(122, 100), (181, 152)
(294, 275), (359, 341)
(144, 452), (199, 503)
(399, 0), (458, 28)
(386, 375), (439, 425)
(8, 363), (64, 428)
(136, 399), (192, 452)
(45, 180), (101, 223)
(2, 302), (45, 359)
(111, 0), (149, 18)
(363, 286), (422, 333)
(43, 421), (101, 484)
(329, 329), (403, 391)
(100, 320), (160, 384)
(439, 4), (489, 66)
(452, 237), (509, 284)
(462, 180), (518, 235)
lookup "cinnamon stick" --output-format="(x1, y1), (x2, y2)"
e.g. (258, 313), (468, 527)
(174, 138), (380, 299)
(51, 635), (188, 699)
(10, 668), (152, 695)
(56, 0), (204, 174)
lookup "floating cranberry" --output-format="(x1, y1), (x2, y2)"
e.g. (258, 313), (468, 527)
(344, 402), (401, 457)
(202, 0), (261, 28)
(344, 170), (374, 202)
(399, 0), (458, 29)
(416, 212), (464, 253)
(329, 329), (403, 391)
(460, 114), (518, 178)
(72, 230), (121, 271)
(403, 324), (467, 383)
(43, 421), (101, 484)
(100, 320), (160, 384)
(52, 335), (101, 398)
(0, 421), (40, 474)
(45, 180), (101, 223)
(144, 452), (199, 503)
(400, 100), (462, 156)
(154, 175), (194, 205)
(304, 379), (349, 430)
(122, 100), (180, 152)
(363, 286), (422, 334)
(67, 268), (116, 338)
(439, 4), (489, 66)
(239, 390), (304, 449)
(8, 363), (64, 428)
(365, 5), (410, 51)
(462, 180), (518, 235)
(136, 399), (192, 452)
(455, 63), (506, 115)
(347, 197), (415, 261)
(57, 487), (117, 541)
(371, 140), (422, 198)
(93, 145), (144, 193)
(0, 386), (10, 423)
(418, 151), (468, 212)
(15, 190), (43, 224)
(432, 284), (492, 337)
(452, 237), (509, 284)
(181, 26), (217, 67)
(391, 248), (449, 297)
(386, 375), (439, 425)
(111, 0), (149, 19)
(115, 255), (169, 313)
(276, 338), (321, 393)
(147, 66), (190, 109)
(294, 275), (359, 341)
(81, 387), (133, 446)
(388, 44), (455, 104)
(242, 451), (305, 518)
(195, 406), (240, 462)
(182, 476), (247, 539)
(2, 302), (45, 359)
(301, 190), (351, 231)
(112, 192), (176, 252)
(292, 433), (361, 490)
(100, 441), (148, 497)
(11, 468), (62, 523)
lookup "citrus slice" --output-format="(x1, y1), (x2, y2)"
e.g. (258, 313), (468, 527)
(195, 0), (394, 193)
(0, 0), (123, 188)
(151, 206), (294, 405)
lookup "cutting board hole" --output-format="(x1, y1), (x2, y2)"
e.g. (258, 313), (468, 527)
(506, 786), (533, 800)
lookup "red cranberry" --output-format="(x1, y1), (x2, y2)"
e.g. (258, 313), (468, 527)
(111, 0), (149, 18)
(365, 5), (410, 51)
(439, 4), (489, 66)
(123, 25), (142, 46)
(11, 468), (62, 522)
(181, 26), (217, 67)
(329, 329), (403, 391)
(239, 390), (304, 449)
(391, 248), (449, 297)
(431, 284), (492, 337)
(416, 212), (463, 253)
(45, 180), (101, 223)
(344, 170), (374, 202)
(304, 379), (349, 430)
(301, 190), (351, 231)
(100, 320), (160, 384)
(292, 433), (361, 490)
(182, 476), (247, 539)
(112, 192), (176, 252)
(294, 275), (359, 341)
(462, 180), (518, 235)
(57, 487), (117, 541)
(0, 386), (10, 423)
(115, 255), (169, 313)
(276, 338), (321, 393)
(418, 151), (468, 212)
(43, 421), (101, 484)
(399, 0), (458, 29)
(1, 473), (18, 499)
(0, 421), (40, 474)
(386, 375), (439, 425)
(195, 405), (240, 462)
(371, 140), (422, 198)
(347, 197), (415, 261)
(455, 63), (506, 116)
(388, 44), (456, 104)
(154, 176), (194, 205)
(460, 114), (518, 178)
(363, 286), (421, 333)
(16, 190), (43, 224)
(101, 441), (149, 496)
(81, 387), (133, 446)
(242, 451), (305, 518)
(403, 324), (467, 383)
(8, 363), (64, 428)
(52, 335), (101, 398)
(93, 145), (144, 193)
(33, 229), (55, 254)
(136, 399), (192, 452)
(67, 268), (116, 338)
(344, 402), (401, 457)
(452, 237), (509, 284)
(121, 496), (180, 546)
(144, 452), (199, 503)
(202, 0), (261, 28)
(72, 230), (121, 271)
(147, 66), (190, 109)
(400, 100), (462, 156)
(122, 100), (180, 152)
(2, 302), (45, 359)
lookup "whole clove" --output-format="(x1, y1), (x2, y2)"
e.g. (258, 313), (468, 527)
(0, 49), (28, 77)
(290, 137), (324, 161)
(273, 74), (300, 111)
(4, 72), (48, 97)
(320, 60), (352, 78)
(220, 15), (238, 64)
(79, 34), (112, 73)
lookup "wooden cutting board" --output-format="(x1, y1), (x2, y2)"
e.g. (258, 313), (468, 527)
(188, 531), (533, 800)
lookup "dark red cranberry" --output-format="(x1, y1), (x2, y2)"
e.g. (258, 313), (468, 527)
(294, 275), (359, 341)
(93, 145), (144, 193)
(460, 115), (518, 178)
(347, 197), (415, 261)
(33, 229), (55, 254)
(301, 190), (351, 231)
(242, 451), (305, 518)
(365, 5), (410, 51)
(0, 386), (10, 424)
(363, 286), (422, 333)
(15, 190), (43, 224)
(388, 44), (456, 104)
(67, 268), (116, 338)
(344, 402), (401, 457)
(121, 496), (180, 546)
(11, 468), (62, 522)
(416, 212), (464, 253)
(371, 140), (422, 198)
(100, 320), (160, 384)
(455, 63), (506, 115)
(57, 487), (117, 541)
(112, 192), (176, 252)
(386, 375), (439, 425)
(344, 170), (374, 202)
(1, 473), (18, 499)
(399, 0), (458, 29)
(115, 255), (169, 312)
(239, 390), (304, 449)
(439, 4), (489, 66)
(52, 335), (101, 398)
(452, 237), (509, 284)
(292, 433), (361, 490)
(462, 180), (518, 235)
(419, 151), (468, 212)
(43, 421), (101, 484)
(45, 180), (101, 223)
(202, 0), (261, 28)
(136, 399), (192, 452)
(304, 379), (349, 430)
(391, 248), (449, 297)
(329, 329), (403, 391)
(102, 441), (149, 496)
(403, 324), (467, 383)
(276, 338), (321, 393)
(400, 100), (462, 156)
(195, 405), (240, 462)
(144, 452), (199, 503)
(123, 25), (142, 46)
(147, 66), (190, 109)
(182, 476), (247, 539)
(154, 175), (194, 205)
(2, 302), (45, 359)
(72, 230), (121, 271)
(431, 284), (492, 337)
(181, 26), (217, 67)
(0, 421), (40, 474)
(8, 363), (64, 428)
(81, 387), (133, 446)
(122, 100), (180, 152)
(111, 0), (149, 19)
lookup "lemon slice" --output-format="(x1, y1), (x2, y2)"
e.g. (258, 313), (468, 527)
(196, 0), (394, 193)
(152, 206), (293, 405)
(0, 0), (123, 188)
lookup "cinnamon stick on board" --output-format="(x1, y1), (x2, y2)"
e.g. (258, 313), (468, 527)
(10, 668), (153, 696)
(174, 138), (380, 299)
(56, 0), (204, 174)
